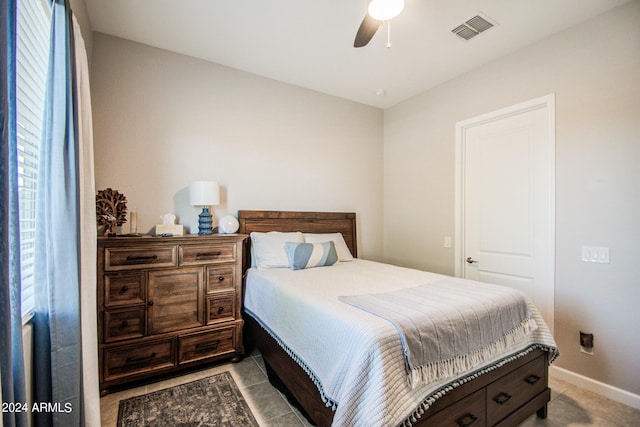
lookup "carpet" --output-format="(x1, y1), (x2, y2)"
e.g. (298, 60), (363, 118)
(117, 371), (259, 427)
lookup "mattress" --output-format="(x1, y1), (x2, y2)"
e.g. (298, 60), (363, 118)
(244, 259), (557, 426)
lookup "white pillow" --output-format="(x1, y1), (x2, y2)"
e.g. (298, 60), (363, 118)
(303, 232), (354, 261)
(250, 231), (304, 269)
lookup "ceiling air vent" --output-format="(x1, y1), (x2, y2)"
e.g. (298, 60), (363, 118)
(452, 13), (495, 40)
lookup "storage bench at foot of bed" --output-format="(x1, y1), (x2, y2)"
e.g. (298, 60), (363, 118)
(417, 349), (550, 427)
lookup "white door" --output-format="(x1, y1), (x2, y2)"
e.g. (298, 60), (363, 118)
(455, 95), (555, 333)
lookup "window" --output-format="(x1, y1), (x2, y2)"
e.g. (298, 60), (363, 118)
(16, 0), (51, 321)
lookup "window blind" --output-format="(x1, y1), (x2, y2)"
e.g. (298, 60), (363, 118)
(16, 0), (51, 321)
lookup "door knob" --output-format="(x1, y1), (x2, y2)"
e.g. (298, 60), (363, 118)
(466, 257), (478, 264)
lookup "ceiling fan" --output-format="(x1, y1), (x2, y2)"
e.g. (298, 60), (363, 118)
(354, 0), (405, 48)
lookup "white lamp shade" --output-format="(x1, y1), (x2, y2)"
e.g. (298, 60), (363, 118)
(189, 181), (220, 206)
(368, 0), (405, 21)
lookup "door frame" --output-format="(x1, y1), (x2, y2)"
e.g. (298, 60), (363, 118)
(454, 94), (556, 333)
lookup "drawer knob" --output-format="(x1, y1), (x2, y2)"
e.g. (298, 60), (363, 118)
(121, 320), (129, 328)
(217, 306), (224, 314)
(493, 392), (512, 405)
(456, 413), (478, 427)
(218, 276), (225, 282)
(121, 285), (129, 293)
(525, 374), (541, 385)
(148, 301), (154, 306)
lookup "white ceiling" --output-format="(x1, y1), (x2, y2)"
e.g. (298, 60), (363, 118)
(84, 0), (631, 109)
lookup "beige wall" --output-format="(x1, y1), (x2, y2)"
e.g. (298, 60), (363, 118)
(384, 2), (640, 395)
(90, 33), (384, 259)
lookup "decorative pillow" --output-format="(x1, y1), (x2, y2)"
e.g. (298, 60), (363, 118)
(303, 233), (354, 261)
(285, 241), (338, 270)
(250, 231), (304, 269)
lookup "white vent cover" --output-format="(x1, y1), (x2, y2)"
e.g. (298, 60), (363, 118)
(452, 13), (495, 40)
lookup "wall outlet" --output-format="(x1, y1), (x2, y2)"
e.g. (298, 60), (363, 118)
(444, 236), (452, 248)
(580, 331), (594, 355)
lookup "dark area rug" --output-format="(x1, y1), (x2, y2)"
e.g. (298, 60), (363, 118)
(117, 371), (259, 427)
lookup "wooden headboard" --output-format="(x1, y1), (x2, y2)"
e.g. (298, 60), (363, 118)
(237, 210), (357, 271)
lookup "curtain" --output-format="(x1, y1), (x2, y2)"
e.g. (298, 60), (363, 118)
(73, 13), (101, 427)
(1, 1), (29, 427)
(33, 0), (100, 425)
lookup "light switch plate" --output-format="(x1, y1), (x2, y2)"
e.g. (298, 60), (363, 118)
(581, 246), (610, 263)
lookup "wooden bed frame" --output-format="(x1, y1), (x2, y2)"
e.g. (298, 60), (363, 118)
(239, 210), (551, 427)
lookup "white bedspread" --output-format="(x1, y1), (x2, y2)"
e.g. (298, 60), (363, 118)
(244, 259), (557, 427)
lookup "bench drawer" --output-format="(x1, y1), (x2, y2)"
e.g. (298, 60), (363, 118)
(424, 388), (486, 427)
(487, 354), (547, 425)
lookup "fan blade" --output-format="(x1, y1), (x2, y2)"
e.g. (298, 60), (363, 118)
(354, 14), (381, 47)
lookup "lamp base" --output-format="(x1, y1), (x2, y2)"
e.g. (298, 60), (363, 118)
(197, 207), (214, 235)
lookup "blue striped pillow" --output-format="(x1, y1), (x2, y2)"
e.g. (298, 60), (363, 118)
(285, 241), (338, 270)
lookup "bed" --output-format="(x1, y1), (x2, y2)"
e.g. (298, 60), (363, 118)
(239, 210), (558, 427)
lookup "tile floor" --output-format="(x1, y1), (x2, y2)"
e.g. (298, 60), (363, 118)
(101, 351), (640, 427)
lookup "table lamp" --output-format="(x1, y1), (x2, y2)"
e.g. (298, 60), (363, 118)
(189, 181), (220, 235)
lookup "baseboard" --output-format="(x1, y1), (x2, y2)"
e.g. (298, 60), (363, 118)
(550, 365), (640, 410)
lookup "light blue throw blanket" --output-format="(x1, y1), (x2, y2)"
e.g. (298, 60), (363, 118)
(339, 277), (537, 385)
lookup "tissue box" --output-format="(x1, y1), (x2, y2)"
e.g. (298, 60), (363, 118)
(155, 224), (184, 236)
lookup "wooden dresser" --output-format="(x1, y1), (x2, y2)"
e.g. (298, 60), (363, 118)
(97, 234), (247, 394)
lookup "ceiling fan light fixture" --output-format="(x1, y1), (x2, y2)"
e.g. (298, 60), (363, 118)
(368, 0), (405, 21)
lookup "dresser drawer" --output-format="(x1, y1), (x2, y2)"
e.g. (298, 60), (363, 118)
(104, 272), (146, 306)
(487, 354), (547, 425)
(103, 339), (176, 382)
(104, 307), (145, 342)
(423, 388), (486, 426)
(206, 265), (235, 293)
(178, 327), (236, 364)
(206, 293), (236, 324)
(180, 243), (236, 266)
(105, 246), (177, 271)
